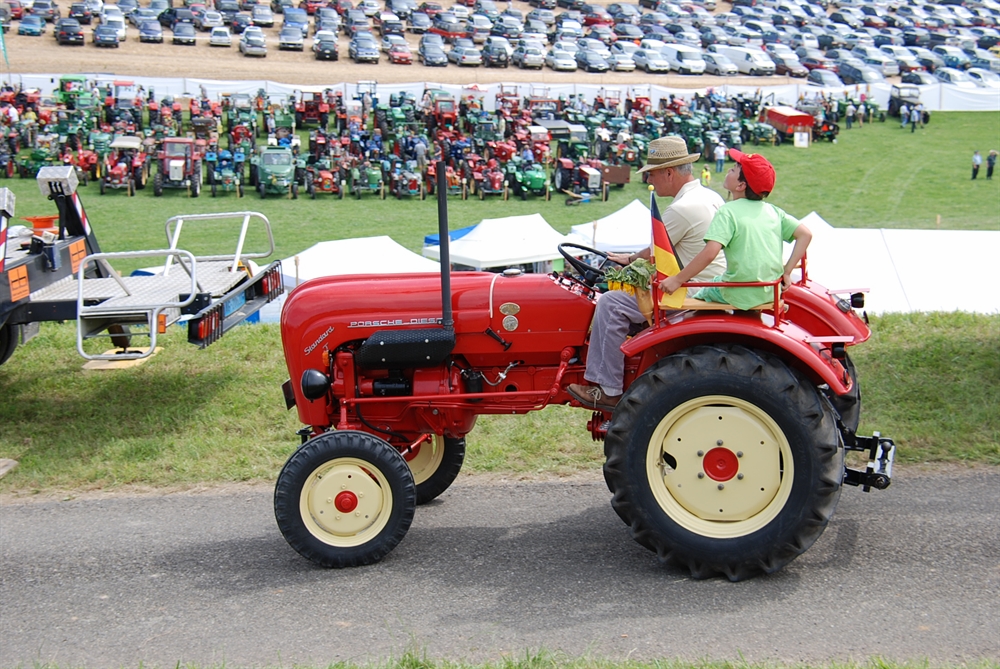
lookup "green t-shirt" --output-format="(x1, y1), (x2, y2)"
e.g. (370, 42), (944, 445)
(701, 199), (800, 311)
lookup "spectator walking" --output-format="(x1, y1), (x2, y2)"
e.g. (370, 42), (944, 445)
(845, 102), (856, 129)
(701, 164), (712, 187)
(972, 150), (982, 180)
(987, 150), (997, 180)
(900, 103), (909, 128)
(910, 106), (920, 133)
(713, 141), (727, 172)
(857, 102), (866, 128)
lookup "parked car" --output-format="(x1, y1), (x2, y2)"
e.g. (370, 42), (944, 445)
(277, 24), (303, 48)
(312, 35), (338, 58)
(607, 52), (635, 70)
(966, 67), (1000, 87)
(481, 40), (509, 66)
(934, 66), (977, 87)
(575, 48), (609, 71)
(92, 21), (119, 44)
(632, 47), (670, 72)
(545, 47), (577, 70)
(348, 33), (379, 61)
(239, 29), (267, 54)
(448, 44), (482, 65)
(68, 2), (92, 23)
(807, 68), (844, 86)
(204, 25), (229, 45)
(418, 41), (447, 64)
(512, 43), (544, 67)
(55, 18), (85, 43)
(387, 42), (412, 62)
(138, 19), (162, 41)
(30, 0), (61, 21)
(703, 51), (737, 75)
(172, 21), (195, 43)
(17, 14), (45, 34)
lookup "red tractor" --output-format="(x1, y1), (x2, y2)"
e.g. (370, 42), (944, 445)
(476, 159), (507, 199)
(99, 136), (147, 196)
(152, 137), (204, 197)
(271, 183), (895, 580)
(294, 91), (331, 129)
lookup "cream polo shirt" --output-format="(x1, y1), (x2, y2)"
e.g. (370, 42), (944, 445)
(661, 179), (727, 282)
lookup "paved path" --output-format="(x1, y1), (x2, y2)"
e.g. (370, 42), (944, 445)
(2, 469), (998, 667)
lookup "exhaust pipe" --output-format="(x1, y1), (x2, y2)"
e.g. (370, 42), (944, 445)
(436, 159), (453, 332)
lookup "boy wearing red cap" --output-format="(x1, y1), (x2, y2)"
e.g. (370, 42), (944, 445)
(660, 150), (812, 310)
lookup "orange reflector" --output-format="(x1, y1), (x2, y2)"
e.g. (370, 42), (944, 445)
(158, 313), (167, 334)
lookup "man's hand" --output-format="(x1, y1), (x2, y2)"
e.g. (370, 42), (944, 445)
(607, 252), (632, 266)
(660, 275), (683, 295)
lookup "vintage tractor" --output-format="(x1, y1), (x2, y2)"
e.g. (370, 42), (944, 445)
(100, 136), (147, 196)
(295, 90), (331, 129)
(552, 157), (608, 200)
(386, 160), (426, 200)
(424, 161), (468, 199)
(304, 154), (347, 199)
(152, 137), (204, 197)
(224, 93), (260, 137)
(477, 159), (508, 200)
(271, 178), (895, 580)
(206, 148), (245, 197)
(505, 157), (551, 200)
(250, 145), (301, 199)
(349, 160), (386, 199)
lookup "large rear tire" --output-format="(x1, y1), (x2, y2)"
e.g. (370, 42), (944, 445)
(274, 430), (416, 568)
(603, 344), (843, 581)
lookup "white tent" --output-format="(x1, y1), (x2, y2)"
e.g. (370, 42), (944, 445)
(280, 235), (439, 289)
(258, 236), (439, 323)
(794, 213), (999, 315)
(566, 199), (652, 253)
(422, 213), (572, 270)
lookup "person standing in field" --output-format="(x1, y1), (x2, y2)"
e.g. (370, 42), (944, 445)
(972, 151), (982, 180)
(987, 150), (997, 180)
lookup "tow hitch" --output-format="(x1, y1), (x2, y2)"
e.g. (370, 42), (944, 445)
(843, 431), (894, 491)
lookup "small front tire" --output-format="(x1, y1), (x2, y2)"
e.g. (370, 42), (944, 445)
(274, 431), (416, 568)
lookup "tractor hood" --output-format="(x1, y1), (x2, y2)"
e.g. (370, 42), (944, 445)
(281, 271), (596, 422)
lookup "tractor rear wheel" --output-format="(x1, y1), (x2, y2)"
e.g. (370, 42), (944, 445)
(603, 344), (843, 581)
(408, 436), (466, 505)
(99, 178), (105, 195)
(826, 354), (861, 437)
(153, 172), (163, 196)
(211, 181), (217, 197)
(274, 430), (416, 568)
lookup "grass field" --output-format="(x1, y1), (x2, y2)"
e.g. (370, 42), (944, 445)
(0, 111), (998, 493)
(0, 111), (996, 277)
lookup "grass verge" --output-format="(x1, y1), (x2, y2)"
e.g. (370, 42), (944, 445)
(0, 313), (996, 493)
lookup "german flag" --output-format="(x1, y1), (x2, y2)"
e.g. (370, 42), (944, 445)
(651, 193), (686, 309)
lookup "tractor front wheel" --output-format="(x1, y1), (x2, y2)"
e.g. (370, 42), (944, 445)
(153, 172), (163, 196)
(603, 344), (843, 581)
(408, 436), (466, 505)
(274, 430), (416, 568)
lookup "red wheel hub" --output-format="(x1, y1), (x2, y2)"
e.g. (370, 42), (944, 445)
(703, 447), (739, 482)
(334, 491), (358, 513)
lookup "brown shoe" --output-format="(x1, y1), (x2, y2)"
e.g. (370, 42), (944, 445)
(566, 383), (621, 412)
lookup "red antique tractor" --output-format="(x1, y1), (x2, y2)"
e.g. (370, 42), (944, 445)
(99, 135), (147, 196)
(272, 164), (895, 580)
(295, 91), (331, 129)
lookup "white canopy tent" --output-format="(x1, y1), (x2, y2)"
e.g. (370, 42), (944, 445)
(422, 213), (572, 270)
(258, 236), (439, 323)
(566, 199), (652, 253)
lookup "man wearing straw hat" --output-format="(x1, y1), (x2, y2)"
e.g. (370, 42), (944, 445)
(567, 136), (726, 412)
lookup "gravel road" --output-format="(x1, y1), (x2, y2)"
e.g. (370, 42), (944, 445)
(2, 468), (998, 667)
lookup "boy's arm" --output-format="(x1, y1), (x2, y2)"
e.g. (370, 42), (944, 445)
(660, 241), (723, 295)
(782, 223), (812, 289)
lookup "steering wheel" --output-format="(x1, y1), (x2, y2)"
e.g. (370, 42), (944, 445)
(558, 243), (613, 288)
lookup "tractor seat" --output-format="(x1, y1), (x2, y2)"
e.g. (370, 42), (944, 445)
(677, 297), (784, 312)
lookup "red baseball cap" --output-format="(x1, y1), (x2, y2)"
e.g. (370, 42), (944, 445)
(729, 149), (775, 195)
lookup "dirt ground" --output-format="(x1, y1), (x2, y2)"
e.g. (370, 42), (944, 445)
(2, 3), (772, 88)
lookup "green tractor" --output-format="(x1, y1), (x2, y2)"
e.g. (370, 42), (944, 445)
(505, 157), (551, 201)
(677, 116), (705, 157)
(223, 93), (259, 137)
(349, 161), (386, 199)
(250, 145), (302, 199)
(55, 75), (95, 111)
(17, 146), (61, 179)
(741, 117), (778, 146)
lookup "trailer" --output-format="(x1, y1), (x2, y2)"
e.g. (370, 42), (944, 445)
(0, 166), (283, 367)
(762, 105), (816, 144)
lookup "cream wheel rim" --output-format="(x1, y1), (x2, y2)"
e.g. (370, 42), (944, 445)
(645, 395), (794, 539)
(406, 436), (445, 486)
(300, 457), (392, 547)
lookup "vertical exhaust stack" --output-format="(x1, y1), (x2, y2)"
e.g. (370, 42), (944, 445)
(436, 159), (453, 332)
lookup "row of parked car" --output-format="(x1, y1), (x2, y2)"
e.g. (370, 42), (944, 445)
(5, 0), (1000, 80)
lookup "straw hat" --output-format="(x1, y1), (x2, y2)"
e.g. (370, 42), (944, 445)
(636, 136), (701, 174)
